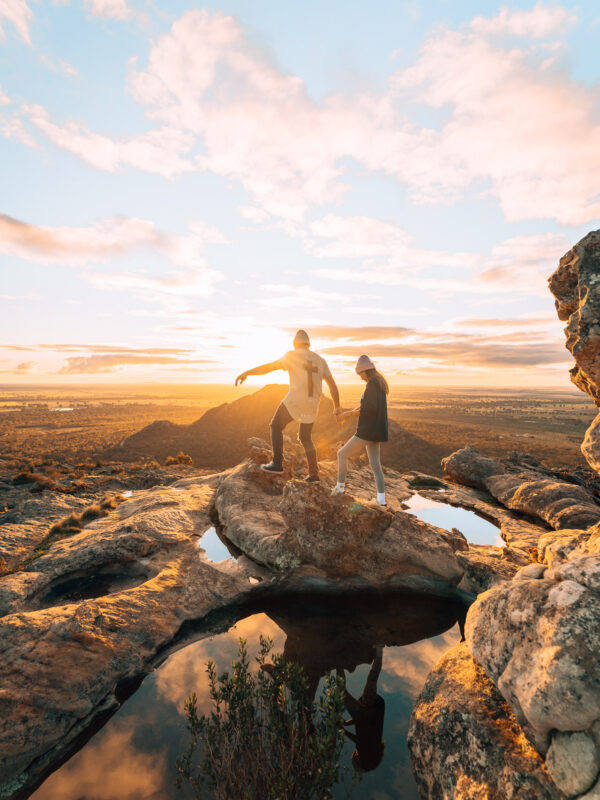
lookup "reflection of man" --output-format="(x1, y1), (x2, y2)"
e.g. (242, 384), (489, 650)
(338, 647), (385, 772)
(235, 329), (340, 482)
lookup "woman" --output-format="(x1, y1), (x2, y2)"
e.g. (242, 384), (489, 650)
(333, 355), (389, 505)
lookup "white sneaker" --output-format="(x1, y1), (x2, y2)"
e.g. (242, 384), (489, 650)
(331, 486), (345, 496)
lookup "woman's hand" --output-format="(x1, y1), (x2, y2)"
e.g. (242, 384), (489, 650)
(336, 410), (351, 422)
(235, 372), (248, 386)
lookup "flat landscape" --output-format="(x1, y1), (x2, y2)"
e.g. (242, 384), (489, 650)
(0, 384), (594, 480)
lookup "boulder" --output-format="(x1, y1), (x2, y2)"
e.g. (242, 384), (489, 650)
(441, 445), (506, 489)
(465, 563), (600, 753)
(214, 457), (465, 587)
(485, 474), (600, 530)
(545, 731), (600, 797)
(408, 641), (560, 799)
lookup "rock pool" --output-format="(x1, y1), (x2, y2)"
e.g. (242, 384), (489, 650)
(404, 493), (503, 546)
(30, 591), (467, 800)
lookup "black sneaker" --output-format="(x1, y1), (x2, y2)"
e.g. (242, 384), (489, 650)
(304, 475), (320, 483)
(260, 462), (284, 474)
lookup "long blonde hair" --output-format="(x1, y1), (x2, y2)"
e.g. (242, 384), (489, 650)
(364, 368), (389, 394)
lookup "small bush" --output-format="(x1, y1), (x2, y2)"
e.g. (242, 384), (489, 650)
(165, 451), (194, 466)
(176, 636), (349, 800)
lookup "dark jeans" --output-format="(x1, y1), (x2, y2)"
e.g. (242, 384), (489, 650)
(270, 402), (319, 478)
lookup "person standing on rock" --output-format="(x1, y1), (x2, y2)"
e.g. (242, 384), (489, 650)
(333, 355), (389, 505)
(235, 329), (341, 482)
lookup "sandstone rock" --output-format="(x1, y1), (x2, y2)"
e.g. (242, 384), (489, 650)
(408, 641), (560, 800)
(486, 474), (600, 530)
(539, 528), (591, 566)
(514, 563), (547, 580)
(579, 779), (600, 800)
(0, 473), (255, 796)
(548, 229), (600, 404)
(441, 445), (505, 489)
(465, 573), (600, 752)
(215, 458), (465, 587)
(549, 230), (600, 472)
(583, 414), (600, 475)
(545, 730), (600, 797)
(456, 545), (522, 594)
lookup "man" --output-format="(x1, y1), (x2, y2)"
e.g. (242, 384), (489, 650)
(235, 329), (341, 481)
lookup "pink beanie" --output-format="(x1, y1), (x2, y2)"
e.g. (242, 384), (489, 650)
(356, 354), (376, 374)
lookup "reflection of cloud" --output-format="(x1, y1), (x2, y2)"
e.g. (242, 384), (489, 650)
(381, 627), (459, 699)
(36, 725), (168, 799)
(154, 613), (285, 714)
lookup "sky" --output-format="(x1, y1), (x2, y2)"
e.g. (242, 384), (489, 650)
(1, 0), (599, 387)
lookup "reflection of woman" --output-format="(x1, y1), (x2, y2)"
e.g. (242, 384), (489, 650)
(333, 355), (389, 506)
(338, 647), (385, 772)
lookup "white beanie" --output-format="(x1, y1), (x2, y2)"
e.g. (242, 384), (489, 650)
(293, 329), (310, 346)
(356, 354), (376, 374)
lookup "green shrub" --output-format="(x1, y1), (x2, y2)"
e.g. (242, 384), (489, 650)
(176, 636), (350, 800)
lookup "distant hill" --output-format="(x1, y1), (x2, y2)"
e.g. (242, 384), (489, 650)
(101, 384), (447, 474)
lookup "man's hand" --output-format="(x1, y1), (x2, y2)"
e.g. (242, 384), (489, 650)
(235, 372), (248, 386)
(336, 410), (351, 422)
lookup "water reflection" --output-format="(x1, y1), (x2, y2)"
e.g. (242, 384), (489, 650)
(404, 493), (503, 546)
(31, 592), (466, 800)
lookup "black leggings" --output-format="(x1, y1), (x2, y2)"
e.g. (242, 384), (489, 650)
(270, 402), (318, 477)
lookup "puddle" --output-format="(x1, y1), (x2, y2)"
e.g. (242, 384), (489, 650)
(36, 567), (149, 608)
(31, 591), (467, 800)
(121, 490), (133, 498)
(404, 493), (503, 546)
(197, 526), (238, 563)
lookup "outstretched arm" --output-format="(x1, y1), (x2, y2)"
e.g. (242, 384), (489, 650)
(235, 360), (283, 386)
(324, 375), (341, 414)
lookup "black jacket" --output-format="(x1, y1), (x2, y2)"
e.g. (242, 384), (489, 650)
(356, 378), (388, 442)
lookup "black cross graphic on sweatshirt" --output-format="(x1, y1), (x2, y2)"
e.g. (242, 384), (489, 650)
(304, 361), (319, 397)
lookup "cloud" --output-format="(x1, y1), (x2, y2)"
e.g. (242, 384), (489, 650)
(0, 343), (199, 354)
(0, 359), (39, 374)
(322, 338), (569, 368)
(0, 213), (225, 271)
(57, 353), (215, 374)
(259, 284), (352, 308)
(0, 0), (33, 44)
(0, 83), (10, 105)
(299, 325), (415, 341)
(84, 0), (133, 22)
(452, 315), (557, 328)
(470, 2), (576, 38)
(312, 225), (567, 298)
(24, 104), (195, 177)
(15, 6), (600, 226)
(1, 116), (40, 148)
(88, 268), (223, 303)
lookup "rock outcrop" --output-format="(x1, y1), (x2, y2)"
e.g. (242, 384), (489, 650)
(443, 446), (600, 530)
(408, 642), (560, 800)
(214, 446), (465, 589)
(549, 230), (600, 471)
(409, 233), (600, 800)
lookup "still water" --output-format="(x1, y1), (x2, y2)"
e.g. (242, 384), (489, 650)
(31, 592), (466, 800)
(404, 493), (503, 546)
